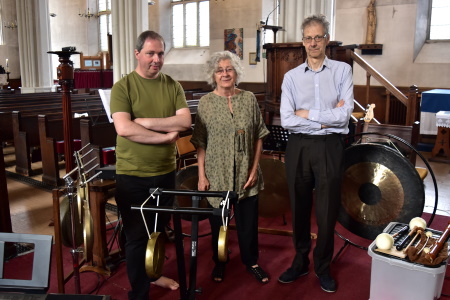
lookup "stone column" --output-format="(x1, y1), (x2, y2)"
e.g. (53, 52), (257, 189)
(111, 0), (148, 83)
(279, 0), (335, 43)
(16, 0), (53, 93)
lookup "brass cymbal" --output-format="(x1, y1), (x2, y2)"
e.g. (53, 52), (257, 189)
(60, 195), (83, 248)
(145, 232), (165, 279)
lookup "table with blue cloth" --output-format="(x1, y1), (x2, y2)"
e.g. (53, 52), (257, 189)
(420, 89), (450, 135)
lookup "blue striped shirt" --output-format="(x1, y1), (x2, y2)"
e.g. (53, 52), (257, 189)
(280, 57), (354, 135)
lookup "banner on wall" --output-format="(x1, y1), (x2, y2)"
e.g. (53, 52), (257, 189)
(224, 28), (243, 59)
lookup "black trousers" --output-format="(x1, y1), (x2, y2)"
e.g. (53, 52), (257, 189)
(115, 172), (175, 300)
(285, 133), (344, 276)
(209, 195), (259, 267)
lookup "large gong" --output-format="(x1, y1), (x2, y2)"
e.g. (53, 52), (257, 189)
(258, 158), (290, 218)
(338, 143), (425, 240)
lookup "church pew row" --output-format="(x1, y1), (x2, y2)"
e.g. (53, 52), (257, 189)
(1, 96), (105, 143)
(0, 92), (97, 109)
(79, 118), (117, 179)
(11, 106), (106, 177)
(38, 114), (110, 186)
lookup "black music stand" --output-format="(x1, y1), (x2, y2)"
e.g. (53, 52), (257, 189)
(132, 188), (236, 300)
(262, 125), (290, 159)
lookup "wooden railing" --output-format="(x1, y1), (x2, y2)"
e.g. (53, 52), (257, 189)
(350, 51), (420, 126)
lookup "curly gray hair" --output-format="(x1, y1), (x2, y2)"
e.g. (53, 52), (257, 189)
(301, 14), (330, 37)
(204, 51), (244, 89)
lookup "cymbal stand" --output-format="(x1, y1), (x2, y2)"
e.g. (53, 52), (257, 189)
(62, 167), (82, 294)
(134, 188), (236, 300)
(61, 145), (101, 294)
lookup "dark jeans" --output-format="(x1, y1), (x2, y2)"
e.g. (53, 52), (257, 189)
(115, 171), (175, 300)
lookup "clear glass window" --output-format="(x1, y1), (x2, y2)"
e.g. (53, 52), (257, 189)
(171, 0), (210, 48)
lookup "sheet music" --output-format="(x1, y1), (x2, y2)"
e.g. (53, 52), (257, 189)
(99, 89), (113, 123)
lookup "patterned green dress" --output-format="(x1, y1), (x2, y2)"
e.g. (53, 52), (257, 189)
(190, 90), (270, 207)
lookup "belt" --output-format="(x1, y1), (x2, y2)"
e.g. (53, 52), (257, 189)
(291, 133), (342, 140)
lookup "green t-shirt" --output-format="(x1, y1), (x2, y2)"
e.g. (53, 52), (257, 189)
(110, 71), (188, 177)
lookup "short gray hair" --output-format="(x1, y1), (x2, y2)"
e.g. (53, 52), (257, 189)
(204, 51), (244, 89)
(301, 14), (330, 37)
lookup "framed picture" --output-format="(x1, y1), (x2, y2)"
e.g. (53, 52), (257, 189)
(80, 54), (103, 70)
(249, 52), (257, 65)
(224, 28), (244, 59)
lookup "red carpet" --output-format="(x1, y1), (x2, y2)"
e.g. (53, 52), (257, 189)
(4, 212), (450, 299)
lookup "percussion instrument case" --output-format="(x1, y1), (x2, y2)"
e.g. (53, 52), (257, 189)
(368, 222), (448, 300)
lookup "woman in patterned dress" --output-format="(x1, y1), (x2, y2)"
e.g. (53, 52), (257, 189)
(190, 51), (270, 284)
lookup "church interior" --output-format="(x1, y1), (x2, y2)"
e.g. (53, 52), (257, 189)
(1, 0), (450, 299)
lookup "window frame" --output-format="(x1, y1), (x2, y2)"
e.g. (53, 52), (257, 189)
(98, 0), (112, 52)
(171, 0), (210, 48)
(427, 0), (450, 42)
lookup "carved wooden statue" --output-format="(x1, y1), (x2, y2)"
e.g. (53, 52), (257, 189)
(366, 0), (377, 44)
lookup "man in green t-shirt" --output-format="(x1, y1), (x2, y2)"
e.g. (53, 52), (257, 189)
(110, 30), (191, 300)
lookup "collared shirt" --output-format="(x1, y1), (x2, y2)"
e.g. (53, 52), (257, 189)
(280, 57), (354, 135)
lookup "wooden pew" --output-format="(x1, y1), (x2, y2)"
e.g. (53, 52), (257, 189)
(38, 115), (93, 186)
(12, 106), (106, 176)
(1, 94), (105, 144)
(80, 118), (117, 177)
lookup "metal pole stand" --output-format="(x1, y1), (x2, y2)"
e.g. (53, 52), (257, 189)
(133, 188), (236, 300)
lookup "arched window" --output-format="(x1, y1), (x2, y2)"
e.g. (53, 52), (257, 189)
(171, 0), (209, 48)
(98, 0), (112, 51)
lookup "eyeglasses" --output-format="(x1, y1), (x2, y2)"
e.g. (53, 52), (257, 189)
(215, 68), (235, 75)
(302, 34), (327, 44)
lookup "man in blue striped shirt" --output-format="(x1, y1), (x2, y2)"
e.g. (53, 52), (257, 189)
(278, 14), (354, 294)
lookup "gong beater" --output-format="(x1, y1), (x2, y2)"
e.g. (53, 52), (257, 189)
(133, 188), (235, 300)
(338, 143), (425, 240)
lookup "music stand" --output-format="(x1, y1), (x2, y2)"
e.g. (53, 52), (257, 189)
(262, 125), (290, 159)
(132, 188), (236, 300)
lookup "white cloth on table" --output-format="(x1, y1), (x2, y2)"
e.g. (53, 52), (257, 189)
(436, 111), (450, 129)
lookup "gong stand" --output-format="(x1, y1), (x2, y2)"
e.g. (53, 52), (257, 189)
(62, 170), (82, 294)
(333, 131), (439, 261)
(132, 188), (236, 300)
(60, 146), (100, 294)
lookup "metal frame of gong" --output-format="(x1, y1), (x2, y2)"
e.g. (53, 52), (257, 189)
(132, 188), (236, 300)
(333, 131), (439, 262)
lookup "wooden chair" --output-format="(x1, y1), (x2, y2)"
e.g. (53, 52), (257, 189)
(176, 135), (197, 170)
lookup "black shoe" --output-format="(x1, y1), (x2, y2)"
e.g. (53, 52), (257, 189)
(317, 274), (337, 293)
(278, 267), (309, 284)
